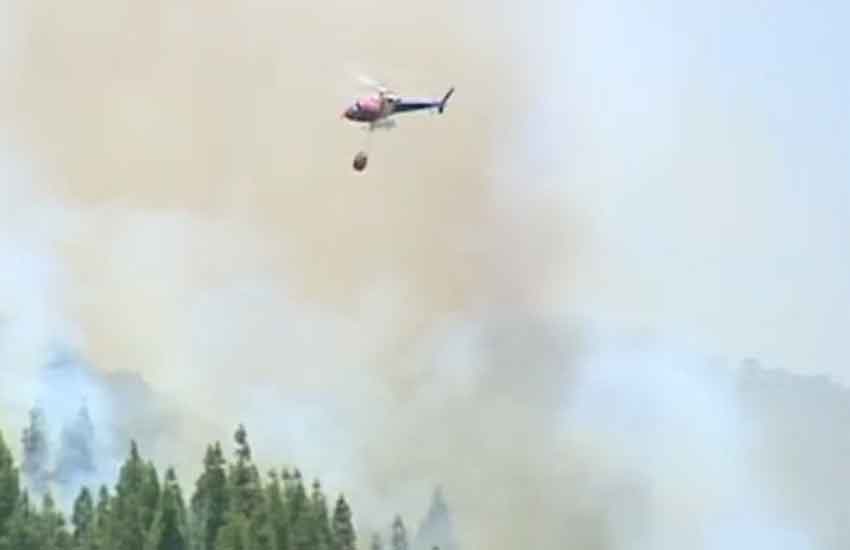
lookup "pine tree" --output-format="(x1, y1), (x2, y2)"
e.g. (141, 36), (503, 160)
(142, 461), (162, 531)
(93, 485), (113, 550)
(20, 407), (50, 497)
(331, 495), (355, 550)
(216, 425), (273, 550)
(55, 403), (97, 489)
(172, 471), (188, 534)
(370, 533), (384, 550)
(38, 492), (72, 550)
(145, 467), (188, 550)
(310, 479), (333, 550)
(286, 470), (307, 524)
(112, 441), (160, 550)
(2, 491), (73, 550)
(265, 470), (288, 550)
(0, 431), (20, 540)
(190, 443), (229, 550)
(288, 504), (313, 550)
(72, 486), (95, 547)
(228, 425), (263, 520)
(247, 485), (275, 550)
(212, 512), (247, 550)
(412, 487), (457, 550)
(390, 516), (408, 550)
(0, 491), (37, 550)
(286, 469), (312, 550)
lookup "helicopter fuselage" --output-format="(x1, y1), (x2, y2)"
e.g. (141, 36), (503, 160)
(342, 88), (454, 124)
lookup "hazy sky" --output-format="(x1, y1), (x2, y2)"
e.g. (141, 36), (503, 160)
(533, 1), (850, 380)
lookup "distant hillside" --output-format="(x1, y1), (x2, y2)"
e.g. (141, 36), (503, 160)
(7, 346), (850, 549)
(733, 360), (850, 549)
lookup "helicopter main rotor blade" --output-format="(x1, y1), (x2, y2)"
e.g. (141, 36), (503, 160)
(355, 73), (394, 95)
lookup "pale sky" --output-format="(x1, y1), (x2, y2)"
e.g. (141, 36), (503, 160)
(524, 1), (850, 382)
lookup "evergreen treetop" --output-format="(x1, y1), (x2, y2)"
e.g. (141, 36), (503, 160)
(0, 425), (413, 550)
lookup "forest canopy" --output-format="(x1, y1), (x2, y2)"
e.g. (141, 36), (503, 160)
(0, 423), (437, 550)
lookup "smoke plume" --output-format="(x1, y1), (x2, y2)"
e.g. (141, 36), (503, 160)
(1, 1), (848, 549)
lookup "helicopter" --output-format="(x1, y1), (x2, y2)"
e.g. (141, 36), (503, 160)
(341, 75), (454, 171)
(341, 84), (455, 127)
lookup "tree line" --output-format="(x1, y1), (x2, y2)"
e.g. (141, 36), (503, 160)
(0, 423), (416, 550)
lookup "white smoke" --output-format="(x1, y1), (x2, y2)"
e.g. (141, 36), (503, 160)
(0, 144), (175, 509)
(561, 328), (820, 550)
(0, 143), (76, 429)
